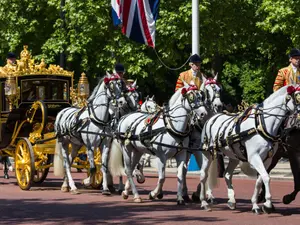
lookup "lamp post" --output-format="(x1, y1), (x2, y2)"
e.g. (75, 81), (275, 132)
(60, 0), (66, 68)
(192, 0), (199, 55)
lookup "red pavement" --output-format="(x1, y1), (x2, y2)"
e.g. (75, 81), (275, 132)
(0, 170), (299, 225)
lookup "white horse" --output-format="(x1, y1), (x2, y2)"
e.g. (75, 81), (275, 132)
(101, 80), (140, 195)
(198, 85), (300, 213)
(53, 73), (127, 194)
(108, 95), (160, 193)
(186, 75), (223, 202)
(109, 84), (208, 204)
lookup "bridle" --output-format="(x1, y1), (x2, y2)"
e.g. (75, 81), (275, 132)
(202, 78), (222, 112)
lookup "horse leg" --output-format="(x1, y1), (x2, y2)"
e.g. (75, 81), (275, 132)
(102, 143), (114, 195)
(224, 158), (239, 210)
(192, 152), (218, 205)
(117, 176), (125, 195)
(122, 146), (142, 202)
(199, 151), (212, 211)
(176, 152), (188, 205)
(182, 152), (191, 202)
(149, 156), (166, 201)
(61, 142), (79, 194)
(283, 143), (300, 204)
(250, 155), (274, 214)
(123, 178), (131, 198)
(133, 158), (146, 184)
(258, 148), (283, 203)
(82, 147), (95, 187)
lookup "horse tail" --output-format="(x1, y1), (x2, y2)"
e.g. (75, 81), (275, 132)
(239, 161), (257, 177)
(207, 156), (219, 189)
(108, 139), (125, 177)
(53, 139), (64, 177)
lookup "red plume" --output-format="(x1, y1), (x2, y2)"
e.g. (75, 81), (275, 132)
(287, 86), (296, 95)
(181, 88), (187, 95)
(104, 77), (110, 84)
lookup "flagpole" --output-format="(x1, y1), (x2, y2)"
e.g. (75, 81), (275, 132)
(192, 0), (199, 55)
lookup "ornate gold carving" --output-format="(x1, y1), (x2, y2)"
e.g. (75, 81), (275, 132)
(27, 101), (46, 143)
(0, 45), (74, 78)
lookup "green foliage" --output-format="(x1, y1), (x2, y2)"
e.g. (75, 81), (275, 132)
(0, 0), (299, 106)
(222, 62), (266, 105)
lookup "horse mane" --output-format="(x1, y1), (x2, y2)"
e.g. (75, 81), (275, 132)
(263, 85), (288, 105)
(169, 88), (182, 106)
(88, 77), (105, 101)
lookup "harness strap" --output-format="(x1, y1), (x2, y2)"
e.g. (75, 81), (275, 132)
(256, 106), (281, 142)
(163, 103), (192, 138)
(88, 102), (110, 127)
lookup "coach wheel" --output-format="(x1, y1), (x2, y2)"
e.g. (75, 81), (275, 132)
(15, 138), (35, 190)
(33, 154), (52, 184)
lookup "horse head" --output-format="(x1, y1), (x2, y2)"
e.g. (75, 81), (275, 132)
(179, 83), (207, 120)
(286, 85), (300, 116)
(200, 73), (223, 113)
(141, 95), (159, 113)
(104, 72), (127, 108)
(124, 80), (139, 111)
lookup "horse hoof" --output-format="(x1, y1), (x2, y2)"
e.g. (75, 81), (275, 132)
(133, 197), (143, 203)
(208, 198), (217, 205)
(177, 200), (185, 205)
(227, 202), (236, 210)
(136, 175), (145, 184)
(183, 195), (191, 202)
(61, 186), (70, 192)
(102, 189), (111, 196)
(252, 208), (262, 215)
(202, 205), (212, 212)
(283, 194), (293, 205)
(122, 191), (129, 200)
(4, 174), (9, 179)
(108, 185), (116, 193)
(192, 192), (200, 202)
(71, 189), (80, 195)
(262, 204), (275, 214)
(157, 193), (164, 200)
(149, 192), (155, 200)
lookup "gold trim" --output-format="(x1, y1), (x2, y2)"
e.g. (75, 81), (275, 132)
(0, 45), (74, 78)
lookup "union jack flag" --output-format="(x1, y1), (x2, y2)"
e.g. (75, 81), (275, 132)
(111, 0), (160, 48)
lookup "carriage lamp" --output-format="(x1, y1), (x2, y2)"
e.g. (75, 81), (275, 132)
(70, 72), (89, 107)
(78, 72), (90, 97)
(5, 75), (19, 111)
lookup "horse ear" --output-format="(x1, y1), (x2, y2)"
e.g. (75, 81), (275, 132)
(214, 72), (218, 81)
(151, 95), (155, 100)
(146, 95), (149, 100)
(132, 79), (137, 87)
(106, 71), (111, 77)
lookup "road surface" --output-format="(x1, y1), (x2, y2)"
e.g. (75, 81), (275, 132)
(0, 169), (299, 225)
